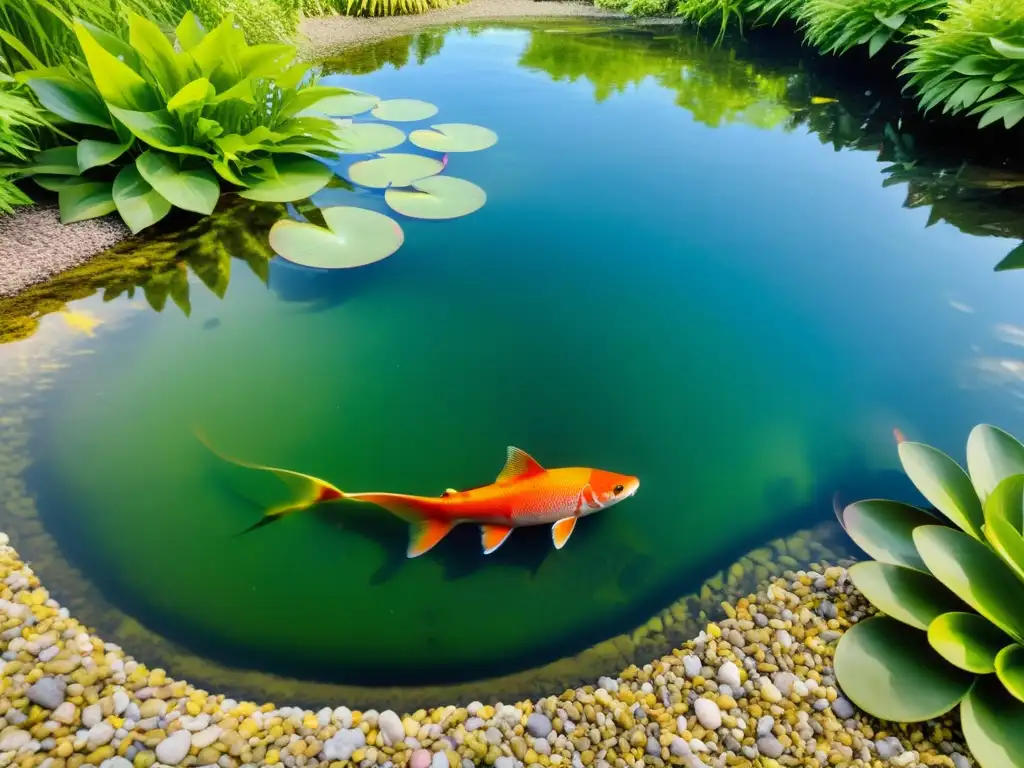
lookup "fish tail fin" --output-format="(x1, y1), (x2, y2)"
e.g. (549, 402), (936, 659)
(346, 492), (454, 558)
(195, 427), (345, 535)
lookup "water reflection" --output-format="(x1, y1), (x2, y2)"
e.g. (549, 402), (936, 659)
(319, 30), (447, 75)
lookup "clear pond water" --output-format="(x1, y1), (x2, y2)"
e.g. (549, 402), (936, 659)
(5, 21), (1024, 698)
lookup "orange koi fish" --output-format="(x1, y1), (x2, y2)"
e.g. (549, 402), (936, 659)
(199, 436), (640, 557)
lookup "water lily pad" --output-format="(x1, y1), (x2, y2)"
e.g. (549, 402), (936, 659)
(268, 206), (404, 269)
(348, 153), (444, 189)
(409, 123), (498, 153)
(842, 499), (936, 572)
(848, 561), (966, 630)
(385, 176), (486, 220)
(371, 99), (438, 122)
(336, 123), (406, 154)
(928, 612), (1009, 673)
(834, 615), (974, 722)
(306, 90), (379, 117)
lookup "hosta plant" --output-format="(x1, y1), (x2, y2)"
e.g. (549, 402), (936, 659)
(13, 11), (352, 233)
(902, 0), (1024, 128)
(834, 424), (1024, 768)
(798, 0), (947, 58)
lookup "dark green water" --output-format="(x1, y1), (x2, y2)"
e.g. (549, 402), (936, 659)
(9, 22), (1024, 691)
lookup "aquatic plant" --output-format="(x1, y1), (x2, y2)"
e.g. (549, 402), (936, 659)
(902, 0), (1024, 128)
(798, 0), (946, 57)
(15, 11), (352, 233)
(834, 424), (1024, 768)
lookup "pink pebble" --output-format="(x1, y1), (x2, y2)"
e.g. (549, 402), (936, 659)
(410, 748), (432, 768)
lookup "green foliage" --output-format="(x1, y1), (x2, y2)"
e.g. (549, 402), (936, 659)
(597, 0), (672, 18)
(798, 0), (946, 57)
(835, 424), (1024, 767)
(325, 0), (465, 18)
(902, 0), (1024, 128)
(0, 82), (60, 213)
(190, 0), (299, 44)
(16, 11), (350, 233)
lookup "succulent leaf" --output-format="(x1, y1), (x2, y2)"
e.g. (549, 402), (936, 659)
(842, 500), (936, 572)
(961, 676), (1024, 768)
(928, 612), (1008, 673)
(995, 644), (1024, 703)
(967, 425), (1024, 505)
(898, 441), (984, 538)
(849, 561), (967, 630)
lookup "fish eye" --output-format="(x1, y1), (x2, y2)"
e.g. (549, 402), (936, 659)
(613, 484), (624, 495)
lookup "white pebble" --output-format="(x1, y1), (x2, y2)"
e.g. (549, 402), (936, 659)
(377, 710), (404, 746)
(191, 726), (222, 749)
(155, 730), (191, 765)
(717, 661), (741, 689)
(87, 722), (115, 749)
(112, 691), (129, 716)
(180, 714), (210, 732)
(81, 704), (103, 729)
(694, 698), (722, 730)
(332, 706), (352, 728)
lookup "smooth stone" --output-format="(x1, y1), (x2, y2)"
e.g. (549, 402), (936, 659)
(756, 716), (774, 738)
(597, 677), (619, 692)
(410, 749), (431, 768)
(155, 730), (192, 765)
(670, 737), (691, 758)
(533, 739), (551, 755)
(27, 678), (65, 710)
(0, 729), (30, 751)
(38, 646), (59, 663)
(6, 709), (27, 725)
(757, 736), (784, 759)
(818, 600), (838, 619)
(322, 728), (366, 761)
(112, 691), (129, 716)
(831, 698), (854, 719)
(81, 704), (103, 729)
(430, 752), (448, 768)
(693, 699), (722, 730)
(772, 672), (797, 697)
(180, 714), (210, 732)
(485, 727), (502, 746)
(100, 758), (132, 768)
(717, 661), (741, 689)
(952, 755), (970, 768)
(332, 706), (353, 729)
(526, 713), (552, 738)
(192, 726), (222, 749)
(464, 718), (484, 732)
(87, 722), (115, 748)
(494, 759), (516, 768)
(776, 630), (793, 649)
(378, 710), (404, 746)
(682, 656), (702, 678)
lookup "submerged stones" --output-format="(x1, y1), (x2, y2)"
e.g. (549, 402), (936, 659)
(26, 675), (64, 709)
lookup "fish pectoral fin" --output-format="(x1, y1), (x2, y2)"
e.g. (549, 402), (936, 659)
(552, 517), (577, 549)
(480, 524), (513, 554)
(407, 519), (455, 558)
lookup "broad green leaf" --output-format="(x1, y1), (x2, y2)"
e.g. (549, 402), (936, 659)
(32, 175), (87, 192)
(188, 15), (240, 78)
(849, 561), (966, 630)
(212, 160), (247, 187)
(980, 83), (1008, 102)
(26, 146), (80, 176)
(899, 441), (984, 538)
(984, 516), (1024, 585)
(868, 29), (892, 58)
(834, 616), (973, 722)
(995, 644), (1024, 702)
(991, 38), (1024, 60)
(335, 123), (406, 154)
(106, 105), (215, 158)
(298, 90), (379, 118)
(952, 55), (994, 76)
(842, 499), (936, 572)
(26, 77), (110, 128)
(167, 78), (214, 113)
(914, 525), (1024, 643)
(77, 139), (132, 173)
(269, 207), (404, 269)
(873, 11), (906, 29)
(928, 612), (1009, 673)
(281, 85), (355, 118)
(210, 79), (254, 105)
(175, 12), (206, 50)
(59, 181), (116, 224)
(136, 150), (219, 215)
(385, 176), (486, 220)
(946, 79), (990, 112)
(370, 99), (439, 122)
(128, 12), (185, 95)
(74, 22), (157, 112)
(238, 156), (333, 202)
(112, 163), (172, 234)
(983, 473), (1024, 532)
(977, 99), (1024, 129)
(78, 20), (139, 67)
(196, 119), (222, 141)
(238, 44), (296, 78)
(409, 123), (498, 153)
(348, 153), (444, 189)
(961, 676), (1024, 767)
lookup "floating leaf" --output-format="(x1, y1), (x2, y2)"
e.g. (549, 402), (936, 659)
(77, 139), (132, 172)
(238, 156), (333, 202)
(348, 153), (444, 189)
(834, 616), (974, 722)
(59, 180), (116, 224)
(385, 176), (485, 220)
(967, 425), (1024, 504)
(112, 163), (172, 234)
(269, 206), (404, 269)
(914, 525), (1024, 643)
(961, 675), (1024, 767)
(370, 99), (439, 122)
(410, 123), (498, 153)
(849, 561), (966, 630)
(300, 90), (379, 117)
(899, 441), (984, 538)
(995, 644), (1024, 702)
(136, 150), (219, 215)
(842, 499), (936, 572)
(928, 612), (1009, 673)
(336, 123), (406, 154)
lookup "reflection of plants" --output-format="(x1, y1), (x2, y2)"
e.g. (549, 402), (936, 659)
(903, 0), (1024, 128)
(321, 32), (446, 76)
(835, 424), (1024, 768)
(13, 12), (350, 234)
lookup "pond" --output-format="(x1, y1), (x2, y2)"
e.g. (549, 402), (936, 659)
(4, 19), (1024, 708)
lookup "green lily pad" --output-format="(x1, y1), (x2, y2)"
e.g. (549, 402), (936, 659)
(899, 440), (984, 539)
(303, 90), (379, 117)
(995, 644), (1024, 702)
(336, 123), (406, 154)
(967, 424), (1024, 504)
(914, 525), (1024, 643)
(849, 561), (966, 630)
(961, 675), (1024, 768)
(833, 616), (974, 722)
(347, 153), (444, 189)
(928, 612), (1009, 673)
(842, 499), (936, 572)
(370, 99), (439, 122)
(385, 176), (486, 220)
(409, 123), (498, 153)
(268, 206), (404, 269)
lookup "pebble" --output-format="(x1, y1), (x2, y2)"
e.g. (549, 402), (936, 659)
(757, 735), (784, 758)
(832, 697), (855, 719)
(99, 758), (132, 768)
(81, 704), (102, 728)
(0, 729), (31, 751)
(410, 748), (431, 768)
(694, 698), (722, 730)
(526, 713), (552, 738)
(717, 660), (741, 688)
(87, 722), (115, 749)
(323, 728), (365, 761)
(26, 676), (65, 709)
(155, 730), (192, 765)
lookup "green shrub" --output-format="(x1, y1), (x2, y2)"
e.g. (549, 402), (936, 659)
(325, 0), (466, 19)
(835, 424), (1024, 768)
(902, 0), (1024, 128)
(0, 82), (59, 213)
(798, 0), (946, 57)
(596, 0), (671, 17)
(190, 0), (299, 44)
(14, 11), (351, 233)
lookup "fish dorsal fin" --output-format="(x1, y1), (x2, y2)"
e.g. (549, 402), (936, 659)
(497, 446), (545, 483)
(441, 488), (458, 497)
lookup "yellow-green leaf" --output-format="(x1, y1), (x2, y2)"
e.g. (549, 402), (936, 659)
(106, 105), (215, 158)
(849, 561), (967, 630)
(73, 22), (157, 112)
(167, 78), (214, 113)
(967, 425), (1024, 504)
(112, 163), (171, 234)
(928, 612), (1009, 673)
(136, 150), (219, 215)
(899, 441), (984, 538)
(985, 516), (1024, 585)
(128, 12), (186, 95)
(961, 676), (1024, 768)
(175, 11), (206, 50)
(26, 76), (110, 128)
(77, 139), (132, 172)
(58, 180), (116, 223)
(995, 644), (1024, 702)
